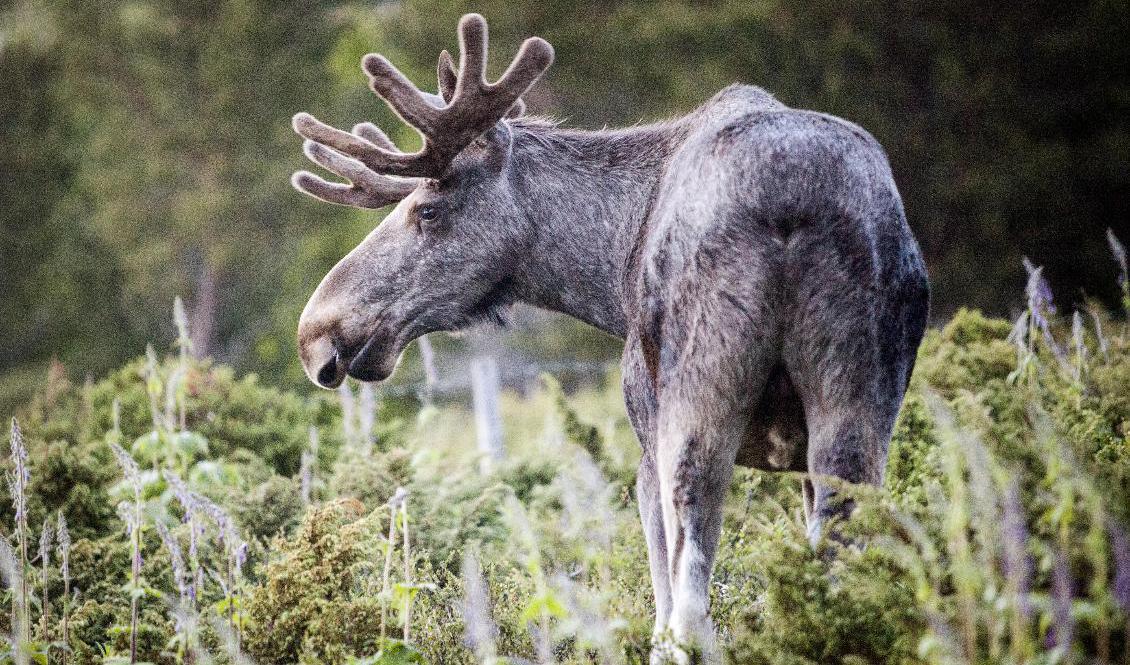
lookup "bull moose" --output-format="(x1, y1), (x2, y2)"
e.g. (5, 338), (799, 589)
(291, 13), (929, 662)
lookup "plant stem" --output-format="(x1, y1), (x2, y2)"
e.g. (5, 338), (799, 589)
(40, 551), (49, 654)
(61, 580), (69, 665)
(380, 505), (397, 646)
(19, 514), (29, 648)
(129, 492), (140, 665)
(401, 499), (411, 643)
(235, 584), (243, 651)
(226, 558), (235, 640)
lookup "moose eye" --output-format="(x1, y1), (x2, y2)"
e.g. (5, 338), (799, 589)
(416, 205), (439, 223)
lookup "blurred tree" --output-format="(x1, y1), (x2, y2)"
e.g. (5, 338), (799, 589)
(2, 0), (1128, 400)
(1, 0), (381, 397)
(0, 1), (130, 411)
(47, 0), (358, 358)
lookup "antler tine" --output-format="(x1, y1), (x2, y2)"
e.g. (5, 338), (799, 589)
(360, 53), (445, 135)
(351, 122), (397, 151)
(453, 13), (489, 99)
(437, 50), (457, 103)
(351, 13), (553, 178)
(490, 35), (555, 99)
(291, 126), (418, 209)
(294, 112), (399, 170)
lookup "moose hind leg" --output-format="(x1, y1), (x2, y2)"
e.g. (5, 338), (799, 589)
(803, 410), (891, 545)
(788, 274), (912, 547)
(653, 330), (773, 660)
(623, 335), (673, 635)
(637, 453), (673, 633)
(655, 405), (749, 662)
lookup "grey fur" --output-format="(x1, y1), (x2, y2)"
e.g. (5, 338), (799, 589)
(295, 21), (929, 663)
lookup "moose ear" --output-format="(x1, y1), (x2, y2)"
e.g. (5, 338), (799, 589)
(468, 122), (513, 173)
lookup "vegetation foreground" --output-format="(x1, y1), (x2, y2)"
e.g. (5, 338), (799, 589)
(2, 249), (1130, 664)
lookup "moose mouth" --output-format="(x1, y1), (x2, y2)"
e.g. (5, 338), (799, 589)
(345, 331), (393, 382)
(313, 330), (395, 388)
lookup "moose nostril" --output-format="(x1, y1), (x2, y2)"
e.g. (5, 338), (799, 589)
(316, 353), (340, 388)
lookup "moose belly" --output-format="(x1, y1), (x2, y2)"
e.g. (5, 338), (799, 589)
(735, 365), (808, 472)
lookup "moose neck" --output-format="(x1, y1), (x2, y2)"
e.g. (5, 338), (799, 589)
(506, 119), (686, 338)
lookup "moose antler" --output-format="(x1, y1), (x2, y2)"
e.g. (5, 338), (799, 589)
(292, 14), (554, 208)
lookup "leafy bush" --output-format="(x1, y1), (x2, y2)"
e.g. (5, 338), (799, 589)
(3, 269), (1129, 664)
(244, 499), (386, 664)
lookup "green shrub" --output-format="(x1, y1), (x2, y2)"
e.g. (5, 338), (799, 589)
(727, 519), (923, 665)
(244, 499), (386, 664)
(4, 303), (1129, 665)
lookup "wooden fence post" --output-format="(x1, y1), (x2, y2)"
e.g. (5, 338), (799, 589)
(470, 356), (504, 472)
(359, 382), (376, 455)
(418, 336), (439, 406)
(338, 381), (356, 449)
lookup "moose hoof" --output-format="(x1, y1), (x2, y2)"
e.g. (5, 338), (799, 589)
(651, 628), (719, 665)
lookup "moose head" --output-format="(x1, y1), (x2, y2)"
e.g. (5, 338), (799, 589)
(293, 14), (554, 388)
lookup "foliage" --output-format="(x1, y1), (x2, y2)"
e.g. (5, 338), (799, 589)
(3, 353), (342, 541)
(3, 264), (1130, 663)
(243, 499), (385, 664)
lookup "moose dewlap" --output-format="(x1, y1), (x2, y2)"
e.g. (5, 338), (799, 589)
(290, 13), (929, 664)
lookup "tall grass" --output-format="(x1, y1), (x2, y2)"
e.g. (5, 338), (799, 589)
(6, 418), (30, 665)
(1, 235), (1129, 664)
(109, 443), (144, 664)
(56, 512), (70, 665)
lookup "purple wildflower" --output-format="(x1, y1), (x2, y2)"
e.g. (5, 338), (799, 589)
(1001, 481), (1032, 616)
(1022, 258), (1067, 366)
(1108, 519), (1130, 613)
(38, 516), (52, 640)
(194, 493), (247, 649)
(164, 473), (198, 533)
(109, 443), (143, 498)
(1087, 308), (1110, 359)
(1047, 549), (1075, 651)
(163, 471), (204, 602)
(57, 511), (72, 665)
(1023, 258), (1056, 316)
(197, 492), (246, 566)
(37, 518), (51, 568)
(1108, 229), (1127, 287)
(56, 512), (70, 583)
(155, 521), (190, 607)
(234, 542), (249, 577)
(9, 418), (30, 528)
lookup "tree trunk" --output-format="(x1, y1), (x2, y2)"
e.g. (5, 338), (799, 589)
(189, 261), (219, 358)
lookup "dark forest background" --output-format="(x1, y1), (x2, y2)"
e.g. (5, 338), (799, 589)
(2, 0), (1128, 404)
